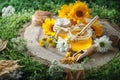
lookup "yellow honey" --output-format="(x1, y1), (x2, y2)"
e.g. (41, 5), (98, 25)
(69, 37), (92, 51)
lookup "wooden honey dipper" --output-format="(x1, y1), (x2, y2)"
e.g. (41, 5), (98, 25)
(73, 16), (99, 40)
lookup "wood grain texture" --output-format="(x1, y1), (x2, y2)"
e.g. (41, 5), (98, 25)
(23, 20), (120, 70)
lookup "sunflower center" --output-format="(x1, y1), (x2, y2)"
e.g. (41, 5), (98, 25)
(76, 10), (84, 17)
(99, 42), (105, 47)
(49, 26), (54, 32)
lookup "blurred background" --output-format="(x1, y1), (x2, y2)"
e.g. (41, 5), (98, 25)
(0, 0), (120, 26)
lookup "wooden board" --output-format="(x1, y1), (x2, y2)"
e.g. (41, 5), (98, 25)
(23, 20), (120, 70)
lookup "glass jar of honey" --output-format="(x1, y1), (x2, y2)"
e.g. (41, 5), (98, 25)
(68, 28), (93, 52)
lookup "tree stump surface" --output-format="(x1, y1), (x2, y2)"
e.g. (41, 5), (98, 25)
(23, 20), (120, 70)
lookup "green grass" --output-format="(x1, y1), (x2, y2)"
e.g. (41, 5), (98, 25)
(0, 10), (63, 80)
(0, 0), (120, 80)
(85, 52), (120, 80)
(0, 0), (120, 25)
(0, 11), (48, 80)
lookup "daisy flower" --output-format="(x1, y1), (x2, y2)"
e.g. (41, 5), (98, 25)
(94, 35), (112, 53)
(56, 37), (69, 52)
(2, 5), (15, 17)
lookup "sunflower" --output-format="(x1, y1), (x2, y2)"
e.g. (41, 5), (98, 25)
(91, 21), (104, 37)
(42, 18), (55, 36)
(68, 1), (90, 24)
(58, 4), (73, 18)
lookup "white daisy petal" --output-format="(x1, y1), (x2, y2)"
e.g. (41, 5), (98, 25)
(2, 7), (7, 12)
(56, 37), (69, 52)
(94, 35), (112, 53)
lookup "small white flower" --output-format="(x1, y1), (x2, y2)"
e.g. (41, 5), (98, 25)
(2, 7), (7, 12)
(53, 18), (71, 32)
(56, 37), (69, 52)
(2, 5), (15, 17)
(94, 35), (112, 53)
(11, 37), (26, 51)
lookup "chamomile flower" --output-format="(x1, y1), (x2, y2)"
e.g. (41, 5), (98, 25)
(56, 37), (70, 52)
(94, 35), (112, 53)
(2, 5), (15, 17)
